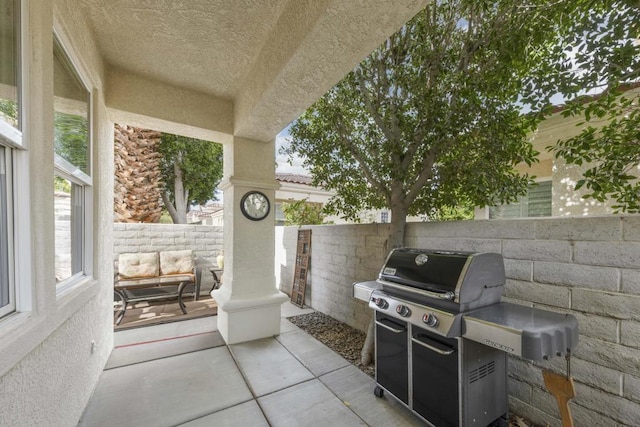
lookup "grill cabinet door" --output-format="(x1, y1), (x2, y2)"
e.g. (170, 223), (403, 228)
(375, 312), (409, 404)
(412, 326), (459, 427)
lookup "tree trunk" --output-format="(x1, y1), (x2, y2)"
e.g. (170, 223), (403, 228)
(361, 199), (409, 366)
(113, 124), (163, 223)
(388, 204), (409, 249)
(173, 156), (188, 223)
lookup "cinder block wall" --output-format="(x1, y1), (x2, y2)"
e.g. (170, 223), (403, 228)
(276, 216), (640, 427)
(113, 223), (224, 293)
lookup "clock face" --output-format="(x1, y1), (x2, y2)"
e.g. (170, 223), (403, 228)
(240, 191), (270, 221)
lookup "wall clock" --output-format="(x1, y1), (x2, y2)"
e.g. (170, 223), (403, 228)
(240, 191), (270, 221)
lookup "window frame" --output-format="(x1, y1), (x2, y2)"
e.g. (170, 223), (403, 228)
(52, 31), (94, 295)
(0, 0), (23, 320)
(489, 179), (552, 219)
(0, 146), (14, 317)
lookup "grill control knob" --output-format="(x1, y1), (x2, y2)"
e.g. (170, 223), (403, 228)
(396, 305), (411, 317)
(373, 297), (389, 310)
(422, 313), (438, 327)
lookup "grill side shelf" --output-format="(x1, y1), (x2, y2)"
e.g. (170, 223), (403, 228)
(463, 302), (579, 361)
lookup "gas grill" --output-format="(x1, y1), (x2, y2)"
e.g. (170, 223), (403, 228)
(353, 248), (579, 427)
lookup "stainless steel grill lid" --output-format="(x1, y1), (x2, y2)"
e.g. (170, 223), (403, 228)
(378, 248), (506, 311)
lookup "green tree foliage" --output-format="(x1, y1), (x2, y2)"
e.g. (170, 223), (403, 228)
(157, 133), (223, 224)
(0, 99), (17, 127)
(284, 1), (546, 248)
(282, 199), (326, 225)
(54, 112), (89, 173)
(523, 1), (640, 212)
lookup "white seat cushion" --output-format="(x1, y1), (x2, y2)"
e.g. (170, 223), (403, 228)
(118, 252), (159, 279)
(159, 250), (194, 275)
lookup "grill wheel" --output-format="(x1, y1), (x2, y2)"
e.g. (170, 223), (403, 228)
(373, 385), (384, 398)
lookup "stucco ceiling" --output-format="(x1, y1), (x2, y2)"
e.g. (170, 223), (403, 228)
(79, 0), (290, 99)
(78, 0), (427, 141)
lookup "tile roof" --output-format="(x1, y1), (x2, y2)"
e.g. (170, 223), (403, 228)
(276, 173), (313, 185)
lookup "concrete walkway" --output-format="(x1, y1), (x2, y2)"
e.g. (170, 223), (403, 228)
(78, 303), (423, 426)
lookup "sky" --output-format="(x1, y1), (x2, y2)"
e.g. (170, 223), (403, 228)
(275, 125), (309, 175)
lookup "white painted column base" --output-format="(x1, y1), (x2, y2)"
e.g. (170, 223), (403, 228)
(212, 287), (289, 344)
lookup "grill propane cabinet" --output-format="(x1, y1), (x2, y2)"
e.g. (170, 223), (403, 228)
(353, 249), (579, 427)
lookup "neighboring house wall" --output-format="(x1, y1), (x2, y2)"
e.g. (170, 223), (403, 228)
(488, 87), (640, 219)
(276, 217), (640, 427)
(113, 223), (224, 293)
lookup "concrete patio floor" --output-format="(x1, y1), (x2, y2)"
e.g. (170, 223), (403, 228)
(78, 302), (424, 426)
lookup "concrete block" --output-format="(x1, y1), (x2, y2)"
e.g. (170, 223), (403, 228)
(412, 236), (458, 250)
(113, 246), (140, 254)
(507, 376), (533, 402)
(574, 336), (640, 373)
(571, 402), (626, 427)
(116, 223), (145, 231)
(184, 231), (208, 240)
(561, 358), (622, 395)
(508, 357), (545, 389)
(623, 216), (640, 241)
(574, 241), (640, 268)
(621, 320), (640, 349)
(533, 261), (619, 291)
(504, 280), (570, 308)
(115, 230), (137, 239)
(504, 259), (533, 281)
(530, 387), (559, 419)
(503, 240), (572, 262)
(624, 374), (640, 404)
(535, 216), (622, 241)
(151, 238), (176, 247)
(161, 231), (184, 239)
(452, 238), (502, 253)
(622, 269), (640, 295)
(570, 312), (618, 343)
(572, 289), (640, 321)
(573, 382), (640, 426)
(125, 238), (149, 248)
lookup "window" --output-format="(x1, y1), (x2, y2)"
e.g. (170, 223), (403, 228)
(0, 0), (20, 318)
(489, 181), (552, 219)
(380, 211), (389, 223)
(0, 0), (20, 131)
(53, 36), (91, 287)
(0, 147), (13, 317)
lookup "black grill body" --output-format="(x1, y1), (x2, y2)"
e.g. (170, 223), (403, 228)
(358, 248), (578, 426)
(368, 249), (509, 426)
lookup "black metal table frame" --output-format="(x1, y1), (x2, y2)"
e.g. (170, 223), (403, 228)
(114, 276), (194, 325)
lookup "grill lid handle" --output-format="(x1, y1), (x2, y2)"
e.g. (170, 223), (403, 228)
(381, 280), (455, 301)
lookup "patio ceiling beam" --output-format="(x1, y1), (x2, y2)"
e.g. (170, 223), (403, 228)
(233, 0), (429, 142)
(105, 66), (234, 144)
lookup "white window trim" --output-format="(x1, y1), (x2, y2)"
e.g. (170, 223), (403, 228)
(52, 35), (94, 295)
(0, 0), (30, 322)
(0, 148), (15, 318)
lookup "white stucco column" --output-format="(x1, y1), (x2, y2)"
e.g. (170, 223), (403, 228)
(212, 136), (287, 344)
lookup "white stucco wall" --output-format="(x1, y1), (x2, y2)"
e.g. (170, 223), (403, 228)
(276, 217), (640, 427)
(0, 2), (114, 425)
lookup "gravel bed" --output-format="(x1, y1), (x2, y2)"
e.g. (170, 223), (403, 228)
(287, 311), (375, 378)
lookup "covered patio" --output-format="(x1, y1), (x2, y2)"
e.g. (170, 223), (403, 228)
(2, 1), (639, 427)
(0, 1), (428, 425)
